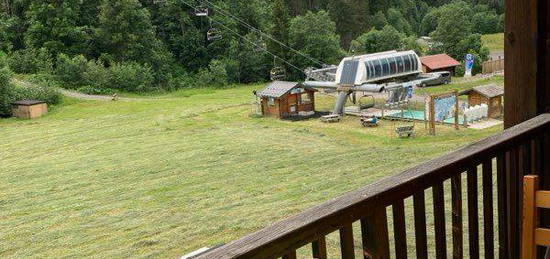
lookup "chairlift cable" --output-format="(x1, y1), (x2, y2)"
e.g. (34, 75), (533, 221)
(179, 0), (306, 75)
(199, 0), (326, 67)
(207, 16), (305, 74)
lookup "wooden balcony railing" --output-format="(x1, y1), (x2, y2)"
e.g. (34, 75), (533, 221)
(196, 114), (550, 259)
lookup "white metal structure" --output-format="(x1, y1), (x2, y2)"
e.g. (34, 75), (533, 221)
(335, 50), (422, 86)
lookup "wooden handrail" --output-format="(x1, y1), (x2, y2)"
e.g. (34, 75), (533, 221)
(197, 114), (550, 259)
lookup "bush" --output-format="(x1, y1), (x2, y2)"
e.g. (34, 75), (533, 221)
(197, 60), (228, 88)
(0, 67), (14, 117)
(55, 54), (88, 88)
(472, 11), (501, 34)
(7, 48), (52, 74)
(0, 51), (7, 68)
(82, 60), (110, 90)
(11, 84), (62, 106)
(168, 72), (199, 89)
(109, 62), (155, 92)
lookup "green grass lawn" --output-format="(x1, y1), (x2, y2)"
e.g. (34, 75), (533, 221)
(482, 33), (504, 52)
(0, 84), (502, 258)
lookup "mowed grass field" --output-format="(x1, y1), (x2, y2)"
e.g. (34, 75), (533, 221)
(482, 33), (504, 52)
(0, 84), (502, 258)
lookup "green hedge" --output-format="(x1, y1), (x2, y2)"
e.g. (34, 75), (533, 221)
(53, 54), (156, 93)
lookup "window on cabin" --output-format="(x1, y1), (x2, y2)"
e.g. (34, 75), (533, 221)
(300, 93), (311, 104)
(268, 97), (275, 106)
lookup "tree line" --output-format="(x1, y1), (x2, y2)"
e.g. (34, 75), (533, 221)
(0, 0), (503, 92)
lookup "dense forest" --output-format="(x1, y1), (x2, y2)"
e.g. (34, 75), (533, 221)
(0, 0), (504, 93)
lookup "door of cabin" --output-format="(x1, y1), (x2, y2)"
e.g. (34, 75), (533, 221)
(288, 94), (298, 115)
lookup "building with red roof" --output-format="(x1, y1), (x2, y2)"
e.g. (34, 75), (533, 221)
(420, 54), (461, 75)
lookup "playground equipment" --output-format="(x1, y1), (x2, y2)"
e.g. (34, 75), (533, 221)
(426, 91), (460, 135)
(360, 115), (379, 127)
(463, 104), (489, 124)
(320, 114), (342, 123)
(358, 95), (376, 110)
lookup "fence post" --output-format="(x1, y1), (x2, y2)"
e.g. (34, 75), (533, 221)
(361, 207), (390, 259)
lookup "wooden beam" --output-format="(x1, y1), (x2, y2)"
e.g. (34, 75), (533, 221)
(541, 0), (550, 114)
(504, 0), (539, 128)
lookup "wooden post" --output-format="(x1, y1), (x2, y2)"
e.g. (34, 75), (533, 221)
(424, 97), (428, 130)
(454, 90), (459, 130)
(504, 0), (547, 128)
(429, 95), (436, 135)
(521, 175), (539, 259)
(361, 208), (390, 259)
(505, 0), (550, 257)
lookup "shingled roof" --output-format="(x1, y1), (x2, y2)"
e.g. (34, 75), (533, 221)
(420, 54), (461, 70)
(472, 84), (504, 98)
(257, 81), (301, 98)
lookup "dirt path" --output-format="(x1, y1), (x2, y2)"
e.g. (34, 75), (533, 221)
(58, 89), (135, 101)
(12, 78), (146, 101)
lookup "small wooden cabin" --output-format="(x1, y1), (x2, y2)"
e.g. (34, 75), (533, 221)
(467, 84), (504, 118)
(257, 81), (316, 119)
(11, 100), (48, 119)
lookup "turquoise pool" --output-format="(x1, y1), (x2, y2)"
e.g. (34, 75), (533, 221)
(386, 110), (464, 125)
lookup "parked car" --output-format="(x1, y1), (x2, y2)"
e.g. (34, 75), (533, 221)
(418, 71), (451, 87)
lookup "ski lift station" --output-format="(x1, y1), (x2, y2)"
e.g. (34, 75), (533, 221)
(305, 50), (423, 94)
(335, 50), (422, 87)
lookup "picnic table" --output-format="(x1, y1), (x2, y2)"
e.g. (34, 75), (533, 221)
(320, 114), (341, 123)
(396, 125), (415, 138)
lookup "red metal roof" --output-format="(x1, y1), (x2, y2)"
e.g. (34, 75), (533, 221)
(420, 54), (461, 70)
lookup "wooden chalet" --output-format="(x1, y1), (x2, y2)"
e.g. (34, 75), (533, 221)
(196, 0), (550, 257)
(466, 84), (504, 118)
(257, 81), (316, 119)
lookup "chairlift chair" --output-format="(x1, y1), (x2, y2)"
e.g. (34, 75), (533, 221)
(195, 7), (209, 17)
(270, 66), (286, 81)
(254, 41), (267, 52)
(207, 28), (222, 41)
(358, 95), (376, 110)
(153, 0), (166, 4)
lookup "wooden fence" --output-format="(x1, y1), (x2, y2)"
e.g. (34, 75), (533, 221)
(483, 58), (505, 74)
